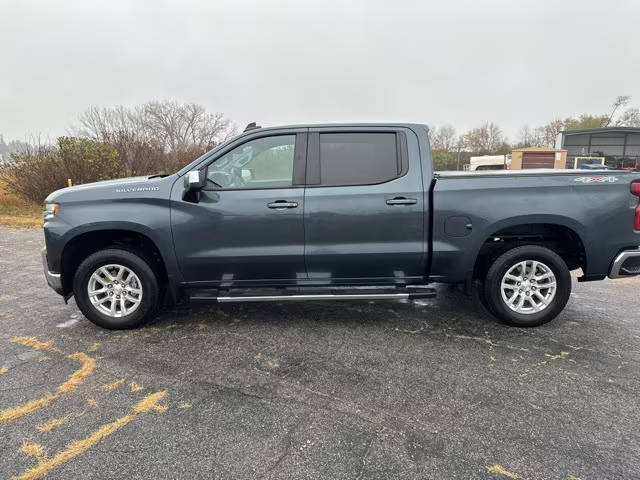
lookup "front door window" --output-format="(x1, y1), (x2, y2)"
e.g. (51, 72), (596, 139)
(206, 135), (295, 189)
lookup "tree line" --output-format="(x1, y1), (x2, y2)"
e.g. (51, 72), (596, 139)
(2, 95), (639, 203)
(429, 95), (640, 170)
(0, 101), (236, 203)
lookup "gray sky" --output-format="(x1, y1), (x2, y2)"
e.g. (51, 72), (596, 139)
(1, 0), (639, 141)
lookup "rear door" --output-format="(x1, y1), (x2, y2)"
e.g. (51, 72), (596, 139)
(303, 127), (426, 282)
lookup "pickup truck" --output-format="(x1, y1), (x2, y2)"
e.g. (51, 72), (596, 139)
(41, 123), (640, 329)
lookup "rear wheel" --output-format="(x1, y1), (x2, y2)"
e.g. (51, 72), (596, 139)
(483, 245), (571, 327)
(73, 249), (160, 329)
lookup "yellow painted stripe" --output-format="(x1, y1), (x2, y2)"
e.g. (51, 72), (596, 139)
(0, 352), (95, 423)
(15, 391), (167, 480)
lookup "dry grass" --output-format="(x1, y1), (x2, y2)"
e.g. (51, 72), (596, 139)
(0, 347), (95, 423)
(56, 353), (96, 394)
(98, 378), (124, 392)
(487, 464), (519, 479)
(37, 417), (66, 433)
(0, 179), (41, 227)
(130, 382), (144, 392)
(11, 337), (61, 353)
(19, 440), (47, 460)
(15, 391), (169, 480)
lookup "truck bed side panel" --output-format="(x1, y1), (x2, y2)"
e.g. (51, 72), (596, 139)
(431, 172), (640, 283)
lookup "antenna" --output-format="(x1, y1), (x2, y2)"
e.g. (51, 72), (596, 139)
(243, 122), (261, 132)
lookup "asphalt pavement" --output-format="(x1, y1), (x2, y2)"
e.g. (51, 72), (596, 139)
(1, 225), (639, 479)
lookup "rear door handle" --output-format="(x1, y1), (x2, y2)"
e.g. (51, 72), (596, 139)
(386, 197), (417, 206)
(267, 200), (298, 209)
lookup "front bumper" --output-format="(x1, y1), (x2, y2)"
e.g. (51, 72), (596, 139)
(41, 247), (63, 295)
(609, 247), (640, 279)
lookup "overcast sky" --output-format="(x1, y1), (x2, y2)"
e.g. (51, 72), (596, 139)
(1, 0), (638, 141)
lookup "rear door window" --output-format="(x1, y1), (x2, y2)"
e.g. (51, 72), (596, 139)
(318, 133), (400, 186)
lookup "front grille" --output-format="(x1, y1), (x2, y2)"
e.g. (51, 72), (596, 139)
(620, 255), (640, 275)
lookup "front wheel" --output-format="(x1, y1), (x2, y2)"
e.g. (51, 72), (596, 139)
(73, 249), (160, 329)
(483, 245), (572, 327)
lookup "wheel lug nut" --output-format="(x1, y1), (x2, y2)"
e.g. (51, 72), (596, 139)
(116, 295), (120, 299)
(519, 289), (522, 293)
(109, 292), (113, 296)
(108, 284), (112, 289)
(517, 282), (521, 286)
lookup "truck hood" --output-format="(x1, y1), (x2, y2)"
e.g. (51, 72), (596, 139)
(45, 175), (171, 203)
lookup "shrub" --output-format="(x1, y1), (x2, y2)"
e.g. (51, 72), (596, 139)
(0, 138), (126, 204)
(57, 137), (125, 184)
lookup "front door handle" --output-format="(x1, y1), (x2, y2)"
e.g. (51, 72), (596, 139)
(267, 200), (298, 209)
(386, 197), (417, 206)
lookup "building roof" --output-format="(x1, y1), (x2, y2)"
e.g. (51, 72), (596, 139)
(561, 127), (640, 135)
(512, 146), (566, 152)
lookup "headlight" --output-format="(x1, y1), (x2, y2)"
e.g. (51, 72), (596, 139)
(43, 203), (59, 220)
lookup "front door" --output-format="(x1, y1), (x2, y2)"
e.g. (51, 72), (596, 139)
(171, 130), (307, 284)
(303, 128), (425, 282)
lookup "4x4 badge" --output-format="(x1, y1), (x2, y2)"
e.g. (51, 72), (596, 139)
(574, 176), (619, 183)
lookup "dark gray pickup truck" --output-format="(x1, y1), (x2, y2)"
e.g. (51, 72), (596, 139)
(42, 123), (640, 329)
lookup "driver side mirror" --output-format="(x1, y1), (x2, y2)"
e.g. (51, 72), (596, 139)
(183, 169), (206, 202)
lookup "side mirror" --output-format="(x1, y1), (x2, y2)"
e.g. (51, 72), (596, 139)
(183, 169), (206, 202)
(185, 170), (206, 190)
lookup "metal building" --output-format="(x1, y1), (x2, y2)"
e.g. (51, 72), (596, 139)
(556, 127), (640, 170)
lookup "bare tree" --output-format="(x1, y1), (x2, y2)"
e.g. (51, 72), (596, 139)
(615, 107), (640, 127)
(76, 100), (236, 151)
(516, 125), (541, 148)
(463, 122), (505, 154)
(534, 119), (565, 147)
(430, 125), (457, 152)
(604, 95), (631, 127)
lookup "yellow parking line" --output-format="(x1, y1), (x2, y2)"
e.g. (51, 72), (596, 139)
(36, 418), (66, 433)
(98, 378), (124, 392)
(10, 337), (61, 353)
(487, 464), (519, 478)
(0, 349), (95, 423)
(15, 391), (168, 480)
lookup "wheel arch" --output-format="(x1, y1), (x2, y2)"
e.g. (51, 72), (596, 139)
(60, 225), (172, 296)
(472, 217), (588, 281)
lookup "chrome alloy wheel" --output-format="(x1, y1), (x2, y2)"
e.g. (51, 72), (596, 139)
(87, 264), (143, 318)
(500, 260), (557, 314)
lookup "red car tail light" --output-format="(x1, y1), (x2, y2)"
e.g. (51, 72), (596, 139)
(633, 181), (640, 231)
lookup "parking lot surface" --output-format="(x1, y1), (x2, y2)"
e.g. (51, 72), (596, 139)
(1, 225), (639, 479)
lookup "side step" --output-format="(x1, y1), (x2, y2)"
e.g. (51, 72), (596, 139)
(187, 286), (436, 304)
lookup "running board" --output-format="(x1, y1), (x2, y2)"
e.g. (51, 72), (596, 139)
(187, 286), (436, 304)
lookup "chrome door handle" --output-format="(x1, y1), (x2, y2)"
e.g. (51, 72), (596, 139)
(267, 201), (298, 209)
(386, 197), (417, 206)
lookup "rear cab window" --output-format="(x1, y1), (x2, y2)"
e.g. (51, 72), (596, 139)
(307, 131), (407, 186)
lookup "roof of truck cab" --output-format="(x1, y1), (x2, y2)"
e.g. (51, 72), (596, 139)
(245, 123), (429, 131)
(561, 127), (640, 135)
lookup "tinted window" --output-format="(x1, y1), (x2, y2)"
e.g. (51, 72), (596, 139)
(319, 133), (399, 185)
(206, 135), (295, 189)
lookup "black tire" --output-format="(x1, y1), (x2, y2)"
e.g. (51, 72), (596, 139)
(73, 248), (160, 329)
(483, 245), (571, 327)
(475, 279), (496, 316)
